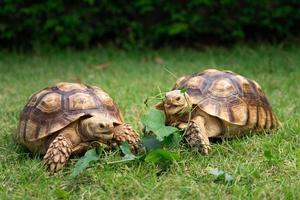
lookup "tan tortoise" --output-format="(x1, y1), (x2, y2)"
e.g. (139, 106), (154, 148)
(155, 69), (281, 154)
(16, 82), (140, 172)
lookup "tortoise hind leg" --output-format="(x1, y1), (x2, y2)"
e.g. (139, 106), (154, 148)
(185, 116), (211, 155)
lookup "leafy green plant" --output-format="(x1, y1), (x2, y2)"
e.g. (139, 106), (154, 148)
(71, 148), (101, 177)
(141, 109), (180, 142)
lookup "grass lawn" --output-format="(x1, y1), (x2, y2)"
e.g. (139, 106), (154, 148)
(0, 44), (299, 199)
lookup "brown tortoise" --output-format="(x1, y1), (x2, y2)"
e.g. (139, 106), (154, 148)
(155, 69), (281, 154)
(16, 82), (140, 172)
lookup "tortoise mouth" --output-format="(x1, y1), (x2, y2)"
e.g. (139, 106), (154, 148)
(164, 102), (185, 108)
(164, 103), (186, 115)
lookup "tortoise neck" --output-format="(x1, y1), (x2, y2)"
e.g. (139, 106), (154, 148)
(77, 119), (90, 142)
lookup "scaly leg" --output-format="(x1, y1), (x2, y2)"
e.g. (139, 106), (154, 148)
(111, 124), (140, 153)
(185, 116), (211, 155)
(43, 134), (73, 172)
(43, 123), (82, 172)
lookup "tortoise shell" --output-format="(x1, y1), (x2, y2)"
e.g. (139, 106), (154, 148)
(17, 82), (123, 143)
(173, 69), (280, 129)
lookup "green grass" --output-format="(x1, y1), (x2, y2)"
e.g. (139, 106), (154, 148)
(0, 44), (299, 199)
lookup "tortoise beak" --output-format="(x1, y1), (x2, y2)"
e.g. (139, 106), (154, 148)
(164, 103), (172, 108)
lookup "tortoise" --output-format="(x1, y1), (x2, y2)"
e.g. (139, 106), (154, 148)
(16, 82), (140, 172)
(155, 69), (281, 154)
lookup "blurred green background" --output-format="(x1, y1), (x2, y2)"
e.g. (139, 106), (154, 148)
(1, 0), (300, 49)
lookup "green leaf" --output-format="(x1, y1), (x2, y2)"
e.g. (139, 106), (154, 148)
(162, 131), (183, 147)
(120, 141), (132, 155)
(71, 148), (100, 178)
(145, 148), (180, 164)
(122, 154), (137, 161)
(141, 109), (180, 141)
(120, 141), (137, 162)
(209, 168), (234, 184)
(142, 135), (162, 151)
(141, 108), (165, 130)
(155, 126), (179, 141)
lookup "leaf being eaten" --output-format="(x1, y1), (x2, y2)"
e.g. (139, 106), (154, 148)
(141, 109), (180, 141)
(71, 148), (100, 178)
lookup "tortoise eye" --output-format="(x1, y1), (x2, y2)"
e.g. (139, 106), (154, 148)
(99, 124), (105, 128)
(176, 97), (181, 101)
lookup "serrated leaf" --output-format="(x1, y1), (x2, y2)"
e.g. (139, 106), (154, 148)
(142, 136), (162, 151)
(71, 148), (100, 178)
(145, 148), (180, 164)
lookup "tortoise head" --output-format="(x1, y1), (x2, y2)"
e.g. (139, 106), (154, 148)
(81, 114), (121, 141)
(155, 90), (191, 115)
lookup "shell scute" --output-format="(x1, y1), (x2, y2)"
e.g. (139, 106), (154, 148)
(36, 93), (62, 113)
(68, 92), (97, 111)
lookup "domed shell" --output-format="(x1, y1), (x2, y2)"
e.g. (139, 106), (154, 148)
(17, 82), (123, 143)
(173, 69), (280, 129)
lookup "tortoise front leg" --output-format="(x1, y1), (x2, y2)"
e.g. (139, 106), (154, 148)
(185, 116), (211, 155)
(43, 123), (81, 172)
(43, 133), (73, 172)
(111, 124), (140, 153)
